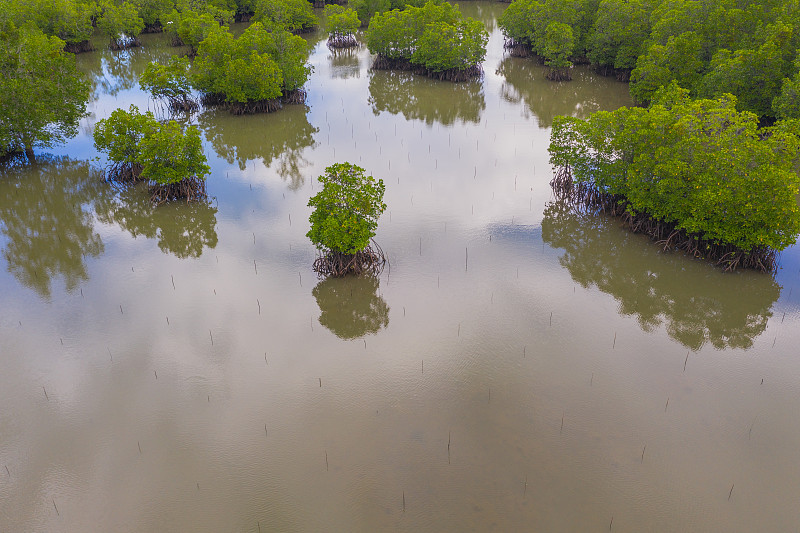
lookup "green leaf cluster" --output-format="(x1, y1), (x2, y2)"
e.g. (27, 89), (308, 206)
(548, 83), (800, 253)
(0, 24), (90, 158)
(543, 21), (574, 69)
(252, 0), (317, 33)
(98, 1), (145, 44)
(165, 8), (230, 53)
(93, 105), (210, 185)
(191, 21), (310, 102)
(349, 0), (427, 27)
(366, 1), (488, 72)
(307, 163), (387, 255)
(0, 0), (98, 45)
(498, 0), (800, 118)
(140, 56), (193, 103)
(324, 5), (360, 38)
(498, 0), (589, 56)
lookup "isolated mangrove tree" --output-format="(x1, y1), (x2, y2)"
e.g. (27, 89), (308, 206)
(307, 163), (387, 277)
(325, 5), (359, 48)
(94, 105), (210, 203)
(366, 1), (488, 81)
(191, 22), (312, 113)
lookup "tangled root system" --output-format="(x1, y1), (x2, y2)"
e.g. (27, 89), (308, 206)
(313, 242), (387, 278)
(150, 176), (207, 205)
(371, 54), (482, 82)
(550, 165), (778, 272)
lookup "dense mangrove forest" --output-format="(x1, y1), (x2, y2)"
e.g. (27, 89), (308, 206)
(2, 0), (800, 531)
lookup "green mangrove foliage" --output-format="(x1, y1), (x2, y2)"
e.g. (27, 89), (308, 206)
(499, 0), (800, 116)
(97, 0), (145, 49)
(94, 105), (210, 203)
(307, 163), (387, 277)
(548, 84), (800, 271)
(366, 1), (488, 81)
(543, 21), (574, 80)
(349, 0), (426, 27)
(165, 8), (231, 53)
(0, 24), (90, 161)
(325, 5), (359, 48)
(140, 56), (198, 112)
(0, 0), (98, 52)
(191, 22), (312, 112)
(252, 0), (317, 33)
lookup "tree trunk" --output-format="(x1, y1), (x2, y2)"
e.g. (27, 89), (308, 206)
(24, 145), (35, 162)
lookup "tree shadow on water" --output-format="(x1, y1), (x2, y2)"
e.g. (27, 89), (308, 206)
(312, 274), (389, 339)
(198, 105), (318, 190)
(95, 183), (218, 259)
(0, 156), (107, 299)
(540, 201), (780, 350)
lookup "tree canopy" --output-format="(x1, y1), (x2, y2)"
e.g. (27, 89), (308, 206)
(366, 1), (487, 80)
(191, 21), (311, 111)
(548, 83), (800, 269)
(307, 163), (386, 256)
(0, 24), (90, 160)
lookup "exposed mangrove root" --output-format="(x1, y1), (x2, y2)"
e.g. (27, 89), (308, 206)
(282, 88), (307, 105)
(149, 176), (207, 205)
(371, 54), (482, 81)
(64, 40), (94, 53)
(170, 34), (184, 47)
(105, 162), (144, 184)
(550, 165), (778, 272)
(201, 93), (282, 114)
(110, 37), (142, 50)
(313, 242), (387, 278)
(142, 22), (163, 34)
(503, 39), (531, 58)
(327, 33), (359, 49)
(167, 96), (200, 113)
(234, 12), (253, 22)
(546, 67), (572, 81)
(594, 64), (632, 81)
(293, 25), (318, 35)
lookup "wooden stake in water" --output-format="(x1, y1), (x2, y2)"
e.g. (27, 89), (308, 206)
(728, 484), (734, 500)
(613, 332), (616, 349)
(684, 351), (689, 372)
(641, 445), (646, 463)
(43, 386), (48, 400)
(325, 451), (329, 471)
(53, 499), (59, 516)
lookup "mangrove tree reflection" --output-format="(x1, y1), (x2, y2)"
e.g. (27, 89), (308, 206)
(496, 57), (633, 128)
(0, 157), (106, 299)
(312, 275), (389, 339)
(329, 48), (361, 79)
(95, 185), (218, 258)
(368, 70), (485, 126)
(540, 202), (779, 350)
(199, 105), (317, 189)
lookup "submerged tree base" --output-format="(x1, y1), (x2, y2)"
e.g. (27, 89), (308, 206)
(283, 88), (307, 105)
(201, 93), (282, 114)
(105, 162), (145, 184)
(110, 37), (142, 51)
(371, 55), (482, 82)
(313, 243), (386, 278)
(327, 34), (358, 49)
(64, 40), (94, 53)
(546, 67), (571, 81)
(149, 176), (207, 205)
(503, 39), (531, 58)
(550, 166), (778, 272)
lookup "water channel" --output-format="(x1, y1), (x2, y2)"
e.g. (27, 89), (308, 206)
(2, 3), (800, 531)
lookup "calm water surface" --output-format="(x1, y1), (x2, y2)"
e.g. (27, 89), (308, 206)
(2, 3), (800, 531)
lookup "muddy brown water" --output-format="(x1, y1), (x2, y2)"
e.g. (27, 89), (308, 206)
(2, 3), (800, 531)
